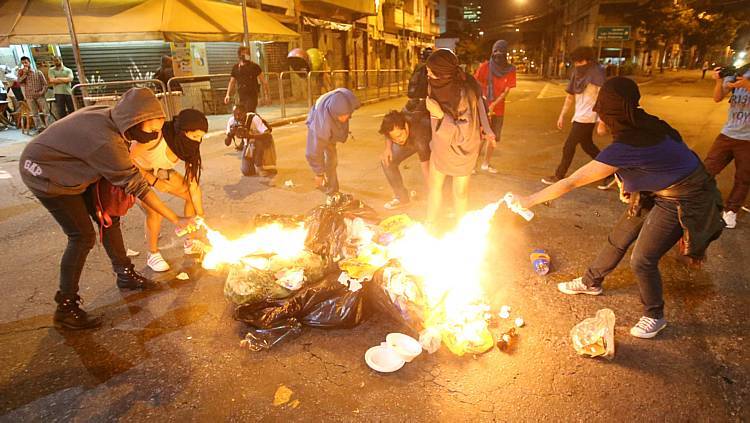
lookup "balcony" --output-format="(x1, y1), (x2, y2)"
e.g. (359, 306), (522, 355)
(383, 5), (433, 34)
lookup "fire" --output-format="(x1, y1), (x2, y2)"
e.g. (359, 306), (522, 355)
(201, 222), (308, 270)
(386, 202), (500, 355)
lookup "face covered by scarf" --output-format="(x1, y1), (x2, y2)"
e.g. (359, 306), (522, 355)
(426, 48), (465, 119)
(566, 61), (606, 95)
(306, 88), (361, 143)
(593, 77), (683, 147)
(487, 40), (515, 102)
(164, 109), (208, 184)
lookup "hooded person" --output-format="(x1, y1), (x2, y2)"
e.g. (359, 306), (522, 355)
(424, 48), (495, 227)
(513, 77), (723, 340)
(474, 39), (517, 173)
(305, 88), (360, 194)
(542, 46), (607, 187)
(19, 87), (197, 330)
(130, 108), (209, 272)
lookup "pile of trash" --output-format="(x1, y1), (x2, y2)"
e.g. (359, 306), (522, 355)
(205, 194), (513, 356)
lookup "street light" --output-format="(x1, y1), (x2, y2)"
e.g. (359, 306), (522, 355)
(515, 28), (520, 32)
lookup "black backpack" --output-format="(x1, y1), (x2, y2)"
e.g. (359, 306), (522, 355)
(407, 65), (429, 99)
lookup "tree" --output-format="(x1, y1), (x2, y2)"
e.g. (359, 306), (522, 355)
(454, 23), (484, 69)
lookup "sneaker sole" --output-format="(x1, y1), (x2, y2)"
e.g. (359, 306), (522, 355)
(630, 322), (667, 339)
(54, 319), (103, 330)
(541, 179), (556, 185)
(557, 285), (603, 296)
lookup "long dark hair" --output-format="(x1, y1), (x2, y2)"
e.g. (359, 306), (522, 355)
(163, 123), (202, 184)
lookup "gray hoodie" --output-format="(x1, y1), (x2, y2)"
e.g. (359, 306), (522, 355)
(19, 87), (165, 199)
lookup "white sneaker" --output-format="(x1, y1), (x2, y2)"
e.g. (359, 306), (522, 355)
(147, 252), (170, 272)
(557, 277), (603, 296)
(184, 239), (207, 255)
(384, 198), (408, 210)
(723, 210), (737, 229)
(480, 163), (499, 174)
(630, 316), (667, 339)
(741, 206), (750, 213)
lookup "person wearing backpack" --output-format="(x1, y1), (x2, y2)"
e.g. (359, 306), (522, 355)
(474, 40), (516, 174)
(224, 104), (277, 177)
(19, 88), (197, 330)
(129, 109), (209, 272)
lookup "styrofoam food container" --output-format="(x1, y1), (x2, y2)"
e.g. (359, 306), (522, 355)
(386, 333), (423, 362)
(365, 345), (405, 373)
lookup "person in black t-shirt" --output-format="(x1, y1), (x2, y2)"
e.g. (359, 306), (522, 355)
(224, 46), (270, 112)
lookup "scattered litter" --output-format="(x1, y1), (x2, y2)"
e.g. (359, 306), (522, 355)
(365, 345), (405, 373)
(514, 317), (525, 328)
(126, 249), (140, 257)
(176, 272), (190, 280)
(187, 336), (192, 340)
(289, 399), (300, 409)
(386, 333), (422, 362)
(530, 249), (550, 275)
(499, 305), (511, 319)
(496, 327), (517, 352)
(571, 308), (616, 359)
(273, 385), (294, 406)
(275, 268), (305, 291)
(419, 327), (442, 354)
(0, 170), (12, 180)
(284, 179), (295, 188)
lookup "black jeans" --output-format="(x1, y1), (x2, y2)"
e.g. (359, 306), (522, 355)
(555, 121), (599, 179)
(583, 199), (684, 319)
(382, 136), (430, 200)
(36, 185), (131, 296)
(54, 94), (75, 119)
(239, 94), (258, 113)
(490, 115), (504, 139)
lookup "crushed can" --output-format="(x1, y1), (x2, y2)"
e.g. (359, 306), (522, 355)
(530, 249), (550, 276)
(496, 327), (517, 352)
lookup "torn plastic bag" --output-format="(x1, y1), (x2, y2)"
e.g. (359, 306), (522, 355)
(224, 252), (326, 305)
(570, 308), (616, 359)
(304, 194), (379, 261)
(235, 272), (369, 340)
(368, 265), (426, 335)
(240, 319), (303, 351)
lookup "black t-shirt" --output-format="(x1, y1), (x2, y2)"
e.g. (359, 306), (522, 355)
(231, 61), (262, 98)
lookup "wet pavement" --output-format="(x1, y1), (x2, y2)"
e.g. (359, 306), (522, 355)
(0, 71), (747, 421)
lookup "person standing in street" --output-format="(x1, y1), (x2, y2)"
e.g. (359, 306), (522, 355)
(703, 66), (750, 228)
(305, 88), (360, 195)
(379, 110), (431, 209)
(48, 56), (75, 119)
(404, 47), (432, 113)
(18, 88), (197, 329)
(513, 77), (723, 339)
(542, 47), (608, 188)
(474, 39), (516, 174)
(17, 56), (49, 133)
(224, 46), (270, 113)
(424, 49), (495, 227)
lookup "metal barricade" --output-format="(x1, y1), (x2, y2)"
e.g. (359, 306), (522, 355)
(278, 71), (310, 119)
(71, 79), (168, 113)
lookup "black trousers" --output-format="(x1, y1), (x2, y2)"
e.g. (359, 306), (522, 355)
(54, 94), (75, 119)
(36, 185), (131, 296)
(239, 94), (259, 113)
(582, 200), (684, 319)
(554, 122), (599, 179)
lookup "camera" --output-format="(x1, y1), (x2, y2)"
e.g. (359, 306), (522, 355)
(718, 63), (750, 79)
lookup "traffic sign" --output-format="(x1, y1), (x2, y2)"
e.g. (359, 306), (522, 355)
(596, 26), (631, 41)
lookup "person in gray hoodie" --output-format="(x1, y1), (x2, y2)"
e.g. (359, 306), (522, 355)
(19, 87), (196, 330)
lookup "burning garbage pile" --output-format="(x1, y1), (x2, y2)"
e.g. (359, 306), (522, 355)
(199, 194), (521, 357)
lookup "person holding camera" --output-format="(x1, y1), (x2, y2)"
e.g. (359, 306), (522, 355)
(703, 65), (750, 228)
(224, 104), (276, 177)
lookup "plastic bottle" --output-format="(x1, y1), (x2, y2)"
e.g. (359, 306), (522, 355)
(530, 249), (550, 275)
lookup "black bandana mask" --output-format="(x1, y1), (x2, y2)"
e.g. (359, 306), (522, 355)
(125, 126), (161, 143)
(492, 53), (507, 66)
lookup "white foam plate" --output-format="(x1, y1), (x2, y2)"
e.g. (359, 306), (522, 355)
(365, 345), (405, 373)
(386, 333), (423, 362)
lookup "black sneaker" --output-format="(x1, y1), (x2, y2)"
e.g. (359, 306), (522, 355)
(54, 292), (103, 330)
(115, 264), (158, 290)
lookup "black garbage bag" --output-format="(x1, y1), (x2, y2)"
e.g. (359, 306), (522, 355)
(304, 193), (379, 261)
(240, 319), (303, 351)
(368, 264), (426, 336)
(234, 273), (370, 349)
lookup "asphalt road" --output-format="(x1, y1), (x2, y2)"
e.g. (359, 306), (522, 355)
(0, 71), (747, 421)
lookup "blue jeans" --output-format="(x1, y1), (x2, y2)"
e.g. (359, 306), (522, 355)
(583, 198), (684, 319)
(305, 136), (339, 193)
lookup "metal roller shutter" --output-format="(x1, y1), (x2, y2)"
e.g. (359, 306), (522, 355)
(60, 41), (171, 88)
